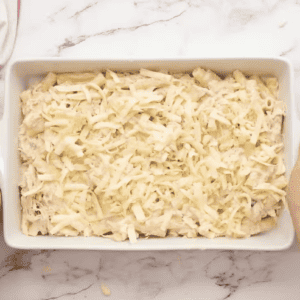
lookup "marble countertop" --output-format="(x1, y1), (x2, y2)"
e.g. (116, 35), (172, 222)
(1, 0), (300, 299)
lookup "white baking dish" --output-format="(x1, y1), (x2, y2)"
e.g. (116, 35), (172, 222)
(2, 58), (295, 250)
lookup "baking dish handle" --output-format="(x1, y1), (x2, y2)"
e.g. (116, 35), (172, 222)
(0, 80), (5, 204)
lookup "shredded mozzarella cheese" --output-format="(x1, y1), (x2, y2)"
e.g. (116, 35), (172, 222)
(19, 68), (287, 242)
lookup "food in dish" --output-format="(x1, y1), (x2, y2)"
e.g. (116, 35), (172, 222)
(18, 68), (287, 242)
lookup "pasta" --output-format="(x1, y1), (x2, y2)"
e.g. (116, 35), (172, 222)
(18, 68), (287, 242)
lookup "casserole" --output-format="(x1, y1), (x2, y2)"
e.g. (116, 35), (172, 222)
(2, 58), (295, 250)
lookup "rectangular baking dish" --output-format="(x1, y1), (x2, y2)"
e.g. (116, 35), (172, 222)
(2, 58), (295, 250)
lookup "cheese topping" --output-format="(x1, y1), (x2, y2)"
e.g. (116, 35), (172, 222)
(19, 68), (287, 241)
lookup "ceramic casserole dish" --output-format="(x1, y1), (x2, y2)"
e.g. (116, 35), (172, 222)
(2, 58), (295, 250)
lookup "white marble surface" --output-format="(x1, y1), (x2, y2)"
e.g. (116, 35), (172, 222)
(1, 0), (300, 299)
